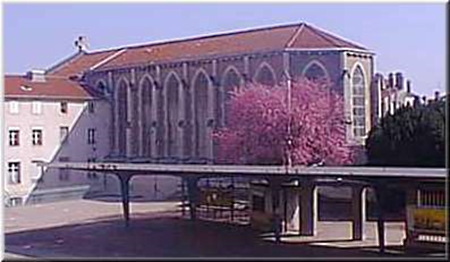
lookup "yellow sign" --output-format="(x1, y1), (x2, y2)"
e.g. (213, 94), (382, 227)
(413, 208), (446, 232)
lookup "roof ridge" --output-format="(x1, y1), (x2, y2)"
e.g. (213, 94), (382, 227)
(87, 22), (302, 54)
(285, 23), (305, 48)
(46, 51), (84, 75)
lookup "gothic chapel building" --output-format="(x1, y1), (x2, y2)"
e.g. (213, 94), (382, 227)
(5, 23), (375, 203)
(75, 22), (374, 163)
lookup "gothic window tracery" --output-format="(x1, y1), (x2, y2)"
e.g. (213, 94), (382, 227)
(351, 65), (367, 138)
(193, 71), (209, 158)
(166, 73), (181, 157)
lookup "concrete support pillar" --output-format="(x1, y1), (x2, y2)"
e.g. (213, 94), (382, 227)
(181, 178), (187, 217)
(300, 181), (318, 236)
(186, 177), (200, 220)
(352, 185), (367, 240)
(404, 184), (417, 246)
(270, 179), (283, 243)
(117, 173), (132, 227)
(230, 176), (235, 222)
(284, 186), (301, 232)
(374, 182), (387, 253)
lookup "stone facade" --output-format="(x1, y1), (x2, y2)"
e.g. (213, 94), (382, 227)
(84, 49), (374, 163)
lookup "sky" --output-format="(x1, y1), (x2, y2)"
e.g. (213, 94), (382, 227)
(2, 2), (447, 97)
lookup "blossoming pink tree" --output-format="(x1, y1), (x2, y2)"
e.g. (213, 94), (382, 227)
(213, 77), (355, 166)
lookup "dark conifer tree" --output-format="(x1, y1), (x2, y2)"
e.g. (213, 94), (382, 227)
(366, 99), (446, 167)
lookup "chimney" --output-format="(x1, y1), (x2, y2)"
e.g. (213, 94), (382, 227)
(406, 80), (411, 93)
(413, 96), (420, 107)
(395, 72), (404, 90)
(375, 73), (384, 90)
(388, 73), (395, 89)
(27, 69), (46, 82)
(434, 91), (440, 101)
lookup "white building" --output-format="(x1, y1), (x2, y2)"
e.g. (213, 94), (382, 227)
(3, 69), (111, 206)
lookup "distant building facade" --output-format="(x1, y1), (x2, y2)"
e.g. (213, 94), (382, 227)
(370, 71), (421, 125)
(4, 22), (378, 205)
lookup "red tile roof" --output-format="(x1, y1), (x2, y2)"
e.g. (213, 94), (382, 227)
(47, 49), (119, 77)
(95, 22), (369, 70)
(5, 22), (369, 100)
(4, 75), (94, 100)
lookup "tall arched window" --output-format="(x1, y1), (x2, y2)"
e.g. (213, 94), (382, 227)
(303, 61), (329, 82)
(165, 73), (181, 157)
(140, 76), (153, 157)
(254, 64), (276, 86)
(116, 79), (129, 156)
(220, 67), (242, 126)
(193, 71), (209, 158)
(351, 65), (366, 138)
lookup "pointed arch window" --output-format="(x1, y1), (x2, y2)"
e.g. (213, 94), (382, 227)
(166, 73), (181, 157)
(140, 76), (153, 157)
(351, 65), (367, 138)
(255, 64), (276, 86)
(304, 63), (328, 81)
(220, 68), (242, 126)
(193, 71), (209, 158)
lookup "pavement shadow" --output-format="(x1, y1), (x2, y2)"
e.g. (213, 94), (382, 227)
(3, 212), (436, 259)
(82, 193), (179, 203)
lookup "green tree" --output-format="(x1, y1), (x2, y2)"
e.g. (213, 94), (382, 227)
(366, 99), (446, 167)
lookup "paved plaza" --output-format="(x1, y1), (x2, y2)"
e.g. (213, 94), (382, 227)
(2, 199), (446, 259)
